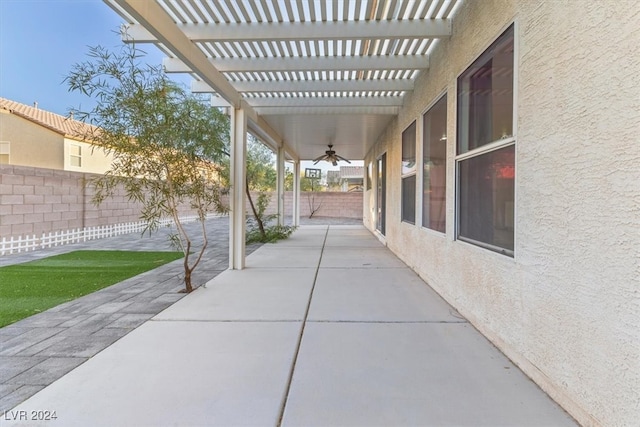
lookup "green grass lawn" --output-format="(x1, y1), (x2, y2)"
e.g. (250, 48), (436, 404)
(0, 250), (183, 328)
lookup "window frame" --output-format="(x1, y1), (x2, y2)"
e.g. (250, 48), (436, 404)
(455, 23), (517, 257)
(421, 93), (448, 234)
(0, 141), (10, 164)
(401, 120), (417, 224)
(69, 143), (82, 168)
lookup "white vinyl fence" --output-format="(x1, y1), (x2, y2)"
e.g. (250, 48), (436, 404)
(0, 216), (201, 256)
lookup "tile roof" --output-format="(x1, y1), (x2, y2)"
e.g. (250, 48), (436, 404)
(0, 97), (95, 140)
(340, 166), (365, 179)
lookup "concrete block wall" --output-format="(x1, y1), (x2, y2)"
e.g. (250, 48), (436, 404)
(284, 191), (362, 219)
(258, 191), (363, 219)
(1, 165), (364, 238)
(1, 165), (168, 237)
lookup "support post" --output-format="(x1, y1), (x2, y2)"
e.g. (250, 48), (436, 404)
(229, 108), (247, 270)
(276, 145), (285, 226)
(292, 161), (301, 227)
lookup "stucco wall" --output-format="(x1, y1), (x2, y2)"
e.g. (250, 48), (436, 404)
(363, 1), (640, 426)
(0, 111), (64, 170)
(63, 138), (114, 174)
(0, 110), (115, 174)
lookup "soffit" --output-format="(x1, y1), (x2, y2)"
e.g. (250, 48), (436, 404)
(103, 0), (463, 161)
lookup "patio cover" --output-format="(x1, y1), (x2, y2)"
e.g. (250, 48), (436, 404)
(102, 0), (464, 267)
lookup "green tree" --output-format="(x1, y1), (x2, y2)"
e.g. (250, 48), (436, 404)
(246, 136), (276, 192)
(244, 136), (296, 242)
(65, 42), (229, 293)
(245, 135), (276, 239)
(219, 135), (294, 243)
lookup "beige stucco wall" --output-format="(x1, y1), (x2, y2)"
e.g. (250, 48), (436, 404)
(0, 110), (114, 174)
(364, 1), (640, 427)
(63, 138), (115, 174)
(0, 111), (64, 170)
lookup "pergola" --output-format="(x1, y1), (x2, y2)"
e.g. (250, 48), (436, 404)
(103, 0), (464, 268)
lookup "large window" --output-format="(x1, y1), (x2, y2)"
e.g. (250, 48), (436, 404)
(401, 121), (417, 224)
(423, 95), (447, 233)
(457, 24), (515, 255)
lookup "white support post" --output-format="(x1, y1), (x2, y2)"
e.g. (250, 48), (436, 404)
(276, 145), (285, 226)
(229, 107), (247, 270)
(293, 161), (301, 227)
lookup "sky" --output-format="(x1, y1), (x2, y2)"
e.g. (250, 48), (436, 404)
(0, 0), (361, 172)
(0, 0), (184, 116)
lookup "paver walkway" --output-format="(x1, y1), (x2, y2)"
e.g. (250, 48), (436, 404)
(1, 222), (576, 426)
(0, 217), (255, 412)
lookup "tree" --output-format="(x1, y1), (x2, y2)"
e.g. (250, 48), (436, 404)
(283, 167), (324, 218)
(303, 171), (324, 218)
(243, 137), (295, 242)
(244, 136), (276, 240)
(65, 42), (229, 293)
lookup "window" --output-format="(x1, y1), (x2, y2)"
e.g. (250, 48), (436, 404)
(401, 121), (417, 224)
(456, 24), (515, 255)
(70, 144), (82, 167)
(0, 141), (9, 164)
(423, 95), (447, 233)
(457, 25), (514, 153)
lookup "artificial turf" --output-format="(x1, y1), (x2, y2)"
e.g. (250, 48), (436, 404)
(0, 250), (183, 328)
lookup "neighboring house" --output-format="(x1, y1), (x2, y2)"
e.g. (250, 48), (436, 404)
(326, 166), (364, 192)
(0, 97), (113, 174)
(339, 165), (364, 192)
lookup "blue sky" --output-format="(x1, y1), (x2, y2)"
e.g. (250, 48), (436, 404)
(0, 0), (359, 171)
(0, 0), (182, 116)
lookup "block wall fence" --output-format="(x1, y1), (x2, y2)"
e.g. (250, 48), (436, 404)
(1, 165), (363, 238)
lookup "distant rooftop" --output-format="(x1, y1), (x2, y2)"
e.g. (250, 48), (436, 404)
(0, 97), (94, 139)
(340, 166), (364, 179)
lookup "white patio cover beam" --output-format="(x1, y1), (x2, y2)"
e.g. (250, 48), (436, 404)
(111, 0), (241, 108)
(192, 79), (414, 93)
(125, 19), (451, 42)
(247, 96), (404, 108)
(254, 105), (400, 115)
(164, 55), (429, 73)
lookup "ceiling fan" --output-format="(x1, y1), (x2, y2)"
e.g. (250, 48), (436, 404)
(312, 144), (351, 166)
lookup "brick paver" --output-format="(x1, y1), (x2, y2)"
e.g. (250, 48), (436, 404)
(0, 217), (251, 411)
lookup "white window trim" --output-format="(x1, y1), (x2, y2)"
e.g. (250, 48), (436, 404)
(401, 120), (418, 225)
(0, 141), (9, 164)
(454, 21), (518, 257)
(69, 143), (83, 168)
(401, 120), (418, 178)
(420, 91), (449, 235)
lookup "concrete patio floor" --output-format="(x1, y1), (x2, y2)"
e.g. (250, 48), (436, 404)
(2, 225), (576, 426)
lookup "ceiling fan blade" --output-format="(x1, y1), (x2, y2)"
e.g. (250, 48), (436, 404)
(312, 154), (326, 162)
(336, 155), (352, 163)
